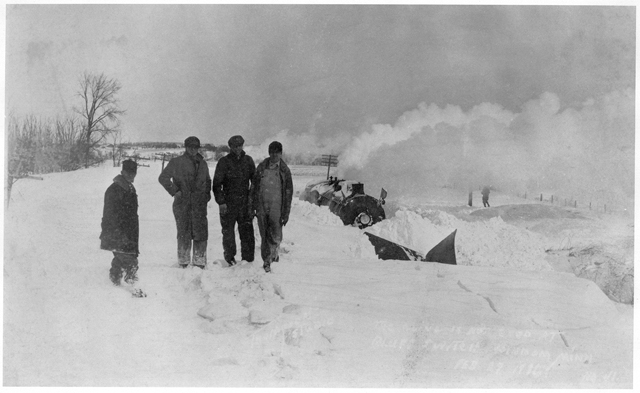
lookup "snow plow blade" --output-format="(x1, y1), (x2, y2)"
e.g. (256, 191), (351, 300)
(364, 230), (457, 265)
(425, 230), (457, 265)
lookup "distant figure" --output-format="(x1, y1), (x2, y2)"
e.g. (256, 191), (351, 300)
(250, 141), (294, 273)
(482, 185), (491, 207)
(159, 136), (212, 268)
(212, 135), (256, 266)
(100, 159), (142, 291)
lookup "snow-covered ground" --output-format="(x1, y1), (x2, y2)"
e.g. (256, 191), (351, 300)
(3, 160), (633, 387)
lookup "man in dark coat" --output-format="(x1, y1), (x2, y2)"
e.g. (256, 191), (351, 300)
(101, 159), (140, 285)
(159, 136), (212, 268)
(212, 135), (256, 266)
(250, 141), (293, 273)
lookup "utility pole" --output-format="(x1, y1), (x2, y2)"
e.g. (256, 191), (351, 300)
(321, 154), (339, 180)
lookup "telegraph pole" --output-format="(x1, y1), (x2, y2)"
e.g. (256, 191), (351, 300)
(321, 154), (338, 180)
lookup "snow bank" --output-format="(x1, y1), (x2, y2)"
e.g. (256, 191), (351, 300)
(361, 208), (551, 271)
(289, 199), (344, 226)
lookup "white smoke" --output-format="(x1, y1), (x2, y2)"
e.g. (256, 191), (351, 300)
(335, 89), (634, 213)
(253, 89), (633, 214)
(339, 101), (515, 171)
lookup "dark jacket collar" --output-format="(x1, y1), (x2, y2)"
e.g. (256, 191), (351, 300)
(228, 150), (245, 160)
(113, 174), (134, 191)
(183, 152), (204, 162)
(260, 157), (286, 170)
(267, 158), (281, 169)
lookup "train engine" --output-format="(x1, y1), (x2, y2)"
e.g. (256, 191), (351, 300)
(300, 177), (387, 228)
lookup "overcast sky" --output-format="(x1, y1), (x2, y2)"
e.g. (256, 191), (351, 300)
(5, 4), (635, 145)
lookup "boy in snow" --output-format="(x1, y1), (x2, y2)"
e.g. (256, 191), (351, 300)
(100, 159), (140, 286)
(250, 141), (293, 273)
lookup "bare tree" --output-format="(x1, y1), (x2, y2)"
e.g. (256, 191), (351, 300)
(54, 116), (81, 146)
(6, 115), (44, 207)
(108, 130), (125, 167)
(75, 72), (125, 167)
(49, 116), (82, 172)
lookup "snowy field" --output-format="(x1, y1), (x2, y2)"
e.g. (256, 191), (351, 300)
(3, 160), (634, 388)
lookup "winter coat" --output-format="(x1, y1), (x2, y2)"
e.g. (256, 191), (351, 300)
(212, 150), (256, 210)
(100, 174), (139, 254)
(158, 152), (212, 240)
(250, 158), (294, 222)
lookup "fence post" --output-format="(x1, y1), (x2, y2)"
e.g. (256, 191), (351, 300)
(574, 200), (577, 208)
(604, 204), (607, 213)
(551, 195), (553, 203)
(540, 193), (543, 202)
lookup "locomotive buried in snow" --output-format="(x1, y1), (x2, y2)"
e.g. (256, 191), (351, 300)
(299, 177), (387, 228)
(300, 176), (458, 265)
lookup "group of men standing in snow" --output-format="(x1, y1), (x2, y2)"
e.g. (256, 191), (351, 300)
(100, 135), (293, 289)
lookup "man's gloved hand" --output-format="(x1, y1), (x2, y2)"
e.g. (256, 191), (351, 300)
(219, 203), (227, 215)
(280, 216), (288, 226)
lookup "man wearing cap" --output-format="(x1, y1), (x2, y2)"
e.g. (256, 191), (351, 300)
(250, 141), (293, 273)
(159, 136), (212, 268)
(212, 135), (256, 266)
(101, 159), (141, 286)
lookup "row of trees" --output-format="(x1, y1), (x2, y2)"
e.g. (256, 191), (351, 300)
(123, 141), (183, 149)
(124, 142), (218, 150)
(7, 72), (125, 206)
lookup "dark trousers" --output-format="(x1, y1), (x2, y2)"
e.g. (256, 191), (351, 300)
(177, 237), (207, 266)
(110, 252), (138, 279)
(482, 196), (490, 207)
(256, 209), (283, 266)
(220, 206), (255, 262)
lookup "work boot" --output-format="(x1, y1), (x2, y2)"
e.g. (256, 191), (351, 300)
(263, 263), (271, 273)
(124, 266), (139, 285)
(227, 259), (237, 267)
(109, 267), (122, 286)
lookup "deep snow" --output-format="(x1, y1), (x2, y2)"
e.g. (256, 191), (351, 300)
(3, 159), (634, 388)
